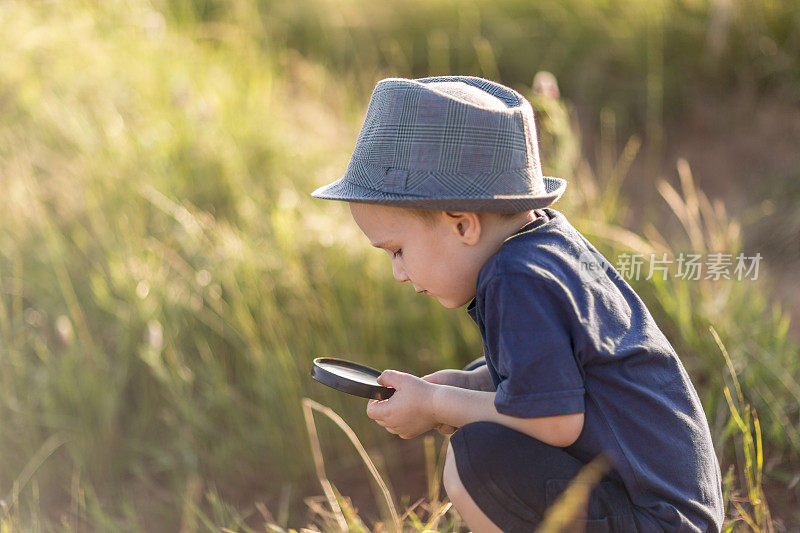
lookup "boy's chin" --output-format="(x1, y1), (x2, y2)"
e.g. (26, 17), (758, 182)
(435, 295), (471, 309)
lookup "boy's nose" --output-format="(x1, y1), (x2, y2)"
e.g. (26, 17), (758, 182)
(392, 261), (409, 283)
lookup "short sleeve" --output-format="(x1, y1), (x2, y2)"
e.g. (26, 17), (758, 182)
(483, 273), (585, 418)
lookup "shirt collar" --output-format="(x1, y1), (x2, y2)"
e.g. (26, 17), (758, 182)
(503, 209), (550, 244)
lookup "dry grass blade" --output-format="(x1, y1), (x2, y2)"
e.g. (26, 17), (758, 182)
(571, 219), (656, 255)
(712, 327), (774, 532)
(731, 500), (759, 532)
(607, 135), (641, 194)
(302, 398), (400, 531)
(433, 438), (449, 499)
(710, 327), (743, 407)
(424, 501), (452, 531)
(424, 436), (436, 503)
(1, 432), (70, 521)
(179, 473), (203, 533)
(676, 158), (703, 248)
(302, 400), (348, 531)
(26, 182), (97, 355)
(398, 498), (424, 522)
(536, 455), (612, 532)
(657, 179), (703, 253)
(473, 36), (499, 80)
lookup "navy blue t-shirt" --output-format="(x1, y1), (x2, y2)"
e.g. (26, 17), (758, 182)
(466, 208), (724, 532)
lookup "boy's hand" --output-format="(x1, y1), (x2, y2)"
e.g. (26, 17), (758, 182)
(421, 369), (474, 389)
(366, 370), (440, 439)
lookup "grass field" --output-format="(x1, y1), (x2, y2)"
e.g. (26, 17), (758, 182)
(1, 0), (798, 530)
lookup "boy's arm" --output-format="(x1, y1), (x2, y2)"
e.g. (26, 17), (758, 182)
(432, 384), (584, 448)
(369, 370), (583, 447)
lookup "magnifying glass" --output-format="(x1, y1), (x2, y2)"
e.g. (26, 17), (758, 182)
(311, 357), (395, 400)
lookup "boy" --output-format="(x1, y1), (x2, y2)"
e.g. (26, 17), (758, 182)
(311, 76), (723, 532)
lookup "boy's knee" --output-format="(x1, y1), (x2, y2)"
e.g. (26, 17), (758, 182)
(442, 441), (464, 502)
(443, 424), (495, 503)
(442, 437), (506, 533)
(443, 422), (506, 503)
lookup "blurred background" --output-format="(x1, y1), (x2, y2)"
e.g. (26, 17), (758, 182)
(1, 0), (799, 530)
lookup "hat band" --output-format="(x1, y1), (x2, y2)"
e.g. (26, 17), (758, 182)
(345, 158), (539, 199)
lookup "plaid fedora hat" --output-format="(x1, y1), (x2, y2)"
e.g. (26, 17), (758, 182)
(311, 75), (566, 213)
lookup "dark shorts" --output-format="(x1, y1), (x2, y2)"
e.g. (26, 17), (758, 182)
(450, 422), (655, 532)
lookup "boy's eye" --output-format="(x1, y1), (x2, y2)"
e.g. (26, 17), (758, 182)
(392, 249), (402, 258)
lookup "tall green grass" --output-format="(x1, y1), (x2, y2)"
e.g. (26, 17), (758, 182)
(0, 0), (798, 530)
(159, 0), (800, 135)
(0, 0), (474, 528)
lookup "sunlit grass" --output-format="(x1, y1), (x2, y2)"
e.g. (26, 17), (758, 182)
(0, 0), (798, 530)
(0, 0), (473, 527)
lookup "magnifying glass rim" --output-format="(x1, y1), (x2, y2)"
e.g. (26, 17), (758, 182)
(311, 357), (395, 400)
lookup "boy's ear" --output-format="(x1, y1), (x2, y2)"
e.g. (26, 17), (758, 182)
(443, 212), (481, 245)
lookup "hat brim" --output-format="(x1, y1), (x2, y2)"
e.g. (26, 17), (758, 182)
(311, 175), (566, 214)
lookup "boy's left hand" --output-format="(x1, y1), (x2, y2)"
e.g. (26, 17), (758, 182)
(366, 370), (439, 439)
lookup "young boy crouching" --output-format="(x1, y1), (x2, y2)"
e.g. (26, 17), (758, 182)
(312, 76), (723, 532)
